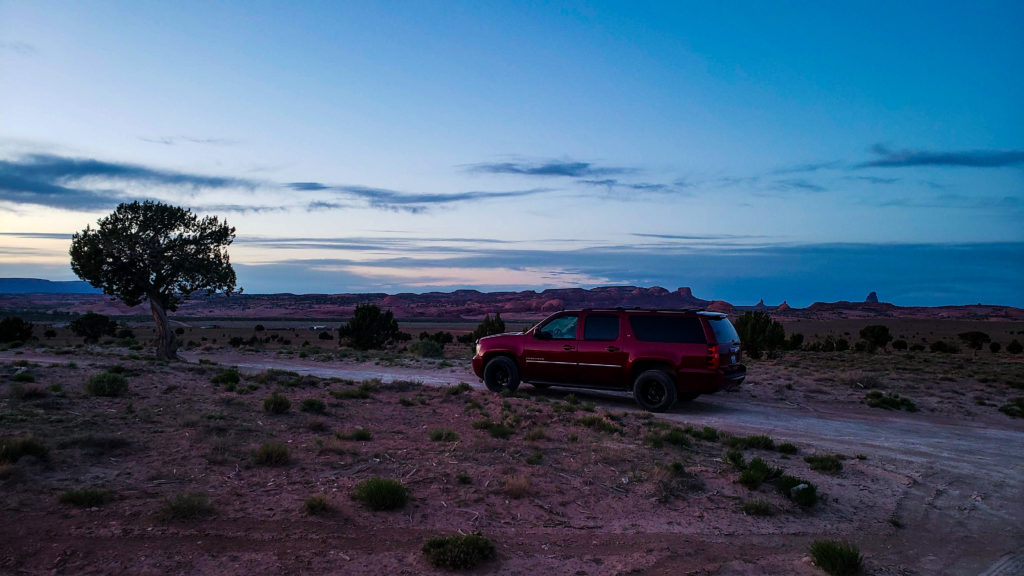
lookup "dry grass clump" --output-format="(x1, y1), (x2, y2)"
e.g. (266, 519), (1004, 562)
(805, 454), (844, 474)
(158, 492), (214, 521)
(253, 441), (290, 466)
(504, 474), (531, 499)
(810, 539), (863, 575)
(741, 498), (776, 516)
(300, 398), (327, 413)
(262, 392), (291, 414)
(302, 495), (331, 515)
(0, 436), (49, 463)
(85, 371), (128, 397)
(422, 533), (496, 570)
(429, 428), (459, 442)
(352, 477), (408, 510)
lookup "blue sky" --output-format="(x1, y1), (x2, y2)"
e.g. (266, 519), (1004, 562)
(1, 1), (1022, 306)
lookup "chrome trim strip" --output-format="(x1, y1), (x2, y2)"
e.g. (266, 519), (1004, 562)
(578, 363), (621, 368)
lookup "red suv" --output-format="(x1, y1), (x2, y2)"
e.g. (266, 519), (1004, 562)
(471, 309), (745, 411)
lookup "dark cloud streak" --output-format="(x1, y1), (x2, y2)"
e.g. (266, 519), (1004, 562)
(858, 144), (1024, 168)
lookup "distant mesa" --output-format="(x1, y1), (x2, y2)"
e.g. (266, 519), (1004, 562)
(777, 301), (791, 311)
(0, 278), (100, 294)
(866, 291), (879, 303)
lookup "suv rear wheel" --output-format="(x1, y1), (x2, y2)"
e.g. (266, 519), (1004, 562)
(483, 356), (520, 393)
(633, 370), (677, 412)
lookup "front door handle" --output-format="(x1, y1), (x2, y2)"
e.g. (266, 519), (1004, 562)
(606, 346), (620, 352)
(563, 344), (575, 351)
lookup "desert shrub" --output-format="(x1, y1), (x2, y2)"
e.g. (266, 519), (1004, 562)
(892, 339), (908, 351)
(738, 457), (782, 489)
(809, 539), (863, 576)
(59, 488), (113, 507)
(12, 371), (35, 383)
(422, 533), (496, 570)
(302, 495), (330, 515)
(859, 325), (892, 351)
(429, 428), (459, 442)
(85, 372), (129, 397)
(574, 415), (620, 434)
(348, 428), (373, 441)
(725, 449), (746, 468)
(472, 419), (513, 439)
(504, 474), (531, 498)
(777, 442), (798, 455)
(909, 343), (926, 352)
(456, 471), (472, 484)
(10, 383), (48, 400)
(418, 331), (454, 347)
(408, 338), (444, 358)
(0, 437), (49, 463)
(330, 380), (377, 399)
(865, 390), (918, 412)
(929, 340), (959, 354)
(338, 304), (403, 350)
(525, 450), (543, 465)
(352, 477), (408, 510)
(253, 441), (290, 466)
(654, 462), (705, 502)
(158, 492), (214, 520)
(44, 328), (57, 338)
(0, 317), (34, 342)
(263, 392), (291, 414)
(524, 427), (546, 441)
(958, 331), (991, 353)
(687, 425), (719, 442)
(726, 434), (775, 450)
(1008, 340), (1023, 354)
(445, 382), (472, 395)
(300, 398), (327, 413)
(69, 312), (117, 343)
(733, 311), (785, 359)
(457, 313), (506, 344)
(210, 368), (241, 385)
(805, 454), (844, 474)
(989, 342), (1001, 353)
(777, 475), (818, 507)
(998, 398), (1024, 418)
(783, 332), (804, 351)
(317, 331), (333, 340)
(741, 498), (776, 516)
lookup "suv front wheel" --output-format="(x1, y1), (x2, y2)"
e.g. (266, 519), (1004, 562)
(483, 356), (520, 393)
(633, 370), (677, 412)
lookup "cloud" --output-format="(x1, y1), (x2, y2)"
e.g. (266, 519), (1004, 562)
(846, 175), (900, 185)
(770, 178), (827, 193)
(140, 136), (239, 146)
(465, 159), (633, 178)
(286, 182), (554, 213)
(0, 42), (35, 55)
(0, 232), (74, 240)
(857, 144), (1024, 168)
(771, 160), (842, 175)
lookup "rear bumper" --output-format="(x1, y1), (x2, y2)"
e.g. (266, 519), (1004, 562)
(721, 364), (746, 389)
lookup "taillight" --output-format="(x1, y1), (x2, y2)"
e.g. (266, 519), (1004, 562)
(707, 345), (720, 370)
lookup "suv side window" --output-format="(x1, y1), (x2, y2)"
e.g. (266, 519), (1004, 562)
(629, 315), (706, 343)
(538, 315), (578, 340)
(583, 314), (619, 341)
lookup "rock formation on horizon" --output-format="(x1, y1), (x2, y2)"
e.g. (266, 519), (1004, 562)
(866, 291), (879, 304)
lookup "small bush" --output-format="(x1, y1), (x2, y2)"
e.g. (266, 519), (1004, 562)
(349, 428), (373, 441)
(0, 317), (34, 342)
(429, 428), (459, 442)
(0, 437), (50, 463)
(524, 427), (546, 441)
(741, 498), (776, 516)
(805, 454), (844, 474)
(777, 442), (798, 455)
(725, 449), (746, 468)
(85, 372), (129, 397)
(330, 380), (377, 399)
(69, 312), (116, 343)
(727, 434), (775, 450)
(998, 397), (1024, 418)
(929, 340), (959, 354)
(472, 419), (513, 439)
(810, 539), (863, 576)
(504, 474), (531, 498)
(574, 415), (620, 435)
(303, 495), (330, 515)
(525, 450), (543, 465)
(352, 477), (408, 510)
(408, 338), (444, 358)
(777, 475), (818, 507)
(865, 390), (918, 412)
(300, 398), (327, 413)
(59, 488), (113, 507)
(263, 392), (291, 414)
(738, 457), (782, 489)
(445, 382), (472, 395)
(211, 368), (241, 385)
(253, 442), (290, 466)
(158, 492), (214, 521)
(12, 371), (35, 383)
(422, 533), (496, 570)
(455, 471), (472, 484)
(688, 425), (719, 442)
(1008, 339), (1023, 354)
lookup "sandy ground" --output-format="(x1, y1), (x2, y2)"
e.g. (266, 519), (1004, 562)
(1, 345), (1022, 575)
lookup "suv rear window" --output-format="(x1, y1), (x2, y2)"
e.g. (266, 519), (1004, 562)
(628, 315), (706, 343)
(706, 316), (740, 344)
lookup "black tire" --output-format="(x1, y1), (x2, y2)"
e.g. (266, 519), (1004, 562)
(633, 370), (678, 412)
(483, 356), (520, 393)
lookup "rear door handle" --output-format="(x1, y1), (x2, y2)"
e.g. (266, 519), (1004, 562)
(563, 344), (575, 351)
(606, 346), (620, 352)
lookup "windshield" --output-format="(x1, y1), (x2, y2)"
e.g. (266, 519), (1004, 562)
(707, 316), (740, 344)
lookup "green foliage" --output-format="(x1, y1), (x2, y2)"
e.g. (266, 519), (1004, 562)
(455, 471), (472, 484)
(429, 428), (459, 442)
(929, 340), (959, 354)
(525, 450), (544, 465)
(0, 437), (49, 463)
(733, 311), (785, 359)
(70, 201), (236, 360)
(1006, 339), (1022, 354)
(472, 419), (513, 439)
(0, 316), (34, 342)
(408, 338), (444, 358)
(738, 457), (782, 489)
(726, 434), (775, 450)
(999, 397), (1024, 418)
(158, 492), (214, 520)
(805, 454), (844, 474)
(253, 441), (290, 466)
(524, 427), (546, 441)
(725, 449), (746, 468)
(210, 368), (241, 385)
(458, 313), (507, 344)
(303, 495), (330, 515)
(809, 539), (863, 576)
(12, 371), (35, 383)
(352, 477), (408, 510)
(418, 331), (454, 347)
(330, 380), (377, 399)
(85, 371), (129, 397)
(349, 428), (373, 441)
(777, 442), (798, 454)
(741, 498), (776, 516)
(300, 398), (327, 413)
(69, 312), (118, 343)
(445, 382), (472, 395)
(687, 425), (719, 442)
(338, 303), (403, 350)
(865, 390), (918, 412)
(957, 331), (991, 351)
(422, 533), (496, 570)
(59, 488), (113, 507)
(573, 415), (620, 434)
(777, 475), (818, 507)
(263, 392), (291, 414)
(859, 324), (893, 351)
(783, 332), (804, 351)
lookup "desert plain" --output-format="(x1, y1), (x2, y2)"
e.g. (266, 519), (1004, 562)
(1, 311), (1023, 576)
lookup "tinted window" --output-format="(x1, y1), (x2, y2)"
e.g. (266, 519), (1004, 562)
(629, 316), (706, 343)
(583, 314), (619, 341)
(706, 316), (740, 344)
(538, 315), (578, 340)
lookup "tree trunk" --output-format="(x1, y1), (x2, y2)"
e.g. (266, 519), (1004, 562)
(150, 298), (179, 361)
